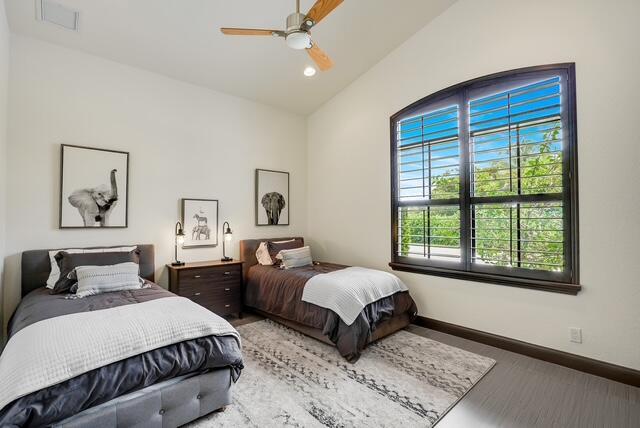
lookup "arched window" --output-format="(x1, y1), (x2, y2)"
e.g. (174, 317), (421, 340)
(390, 64), (579, 294)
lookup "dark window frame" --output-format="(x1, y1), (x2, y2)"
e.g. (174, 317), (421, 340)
(389, 64), (580, 295)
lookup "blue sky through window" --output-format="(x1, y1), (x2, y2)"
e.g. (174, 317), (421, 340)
(397, 77), (562, 200)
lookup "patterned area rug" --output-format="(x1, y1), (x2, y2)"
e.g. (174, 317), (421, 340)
(189, 319), (495, 427)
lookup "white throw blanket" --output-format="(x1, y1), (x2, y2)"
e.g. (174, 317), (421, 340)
(0, 297), (240, 411)
(301, 267), (409, 326)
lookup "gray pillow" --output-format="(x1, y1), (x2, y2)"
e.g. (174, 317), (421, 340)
(67, 273), (145, 294)
(74, 262), (143, 298)
(53, 250), (140, 294)
(267, 239), (303, 264)
(280, 246), (313, 269)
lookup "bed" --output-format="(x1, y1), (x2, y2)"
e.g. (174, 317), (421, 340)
(0, 244), (243, 428)
(240, 237), (417, 361)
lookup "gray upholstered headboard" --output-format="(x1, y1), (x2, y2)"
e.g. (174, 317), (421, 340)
(239, 237), (303, 283)
(21, 244), (156, 297)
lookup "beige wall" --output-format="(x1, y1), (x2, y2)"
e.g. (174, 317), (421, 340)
(3, 0), (639, 370)
(3, 35), (307, 334)
(0, 1), (10, 348)
(307, 0), (640, 369)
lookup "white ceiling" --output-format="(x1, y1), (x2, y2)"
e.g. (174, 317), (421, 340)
(5, 0), (456, 114)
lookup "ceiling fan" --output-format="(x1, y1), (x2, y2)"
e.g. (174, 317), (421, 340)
(220, 0), (343, 72)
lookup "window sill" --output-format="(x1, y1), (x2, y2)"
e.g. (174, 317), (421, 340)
(389, 262), (581, 295)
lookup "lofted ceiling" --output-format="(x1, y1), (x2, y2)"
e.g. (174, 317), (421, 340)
(5, 0), (456, 114)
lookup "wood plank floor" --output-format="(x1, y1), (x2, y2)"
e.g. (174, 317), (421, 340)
(230, 315), (640, 427)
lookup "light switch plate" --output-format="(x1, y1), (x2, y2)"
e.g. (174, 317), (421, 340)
(569, 327), (582, 343)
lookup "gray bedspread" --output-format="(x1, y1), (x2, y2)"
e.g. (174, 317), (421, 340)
(0, 283), (243, 428)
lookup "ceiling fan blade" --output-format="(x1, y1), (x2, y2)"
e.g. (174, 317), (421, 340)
(305, 0), (343, 26)
(220, 28), (284, 37)
(307, 42), (333, 71)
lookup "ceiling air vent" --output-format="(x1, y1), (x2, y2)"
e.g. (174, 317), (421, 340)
(38, 0), (79, 31)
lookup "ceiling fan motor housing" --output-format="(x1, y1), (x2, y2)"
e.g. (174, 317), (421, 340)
(285, 12), (311, 50)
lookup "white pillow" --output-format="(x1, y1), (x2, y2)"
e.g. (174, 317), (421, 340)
(74, 262), (142, 298)
(45, 246), (137, 289)
(256, 242), (273, 266)
(280, 246), (313, 269)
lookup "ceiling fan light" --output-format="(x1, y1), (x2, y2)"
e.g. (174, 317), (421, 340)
(285, 31), (311, 50)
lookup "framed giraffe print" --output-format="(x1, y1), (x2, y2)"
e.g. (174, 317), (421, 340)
(181, 198), (219, 248)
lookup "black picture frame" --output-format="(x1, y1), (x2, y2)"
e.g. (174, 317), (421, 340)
(181, 198), (219, 248)
(255, 169), (290, 226)
(59, 144), (130, 229)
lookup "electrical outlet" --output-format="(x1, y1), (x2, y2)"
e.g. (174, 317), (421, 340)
(569, 327), (582, 343)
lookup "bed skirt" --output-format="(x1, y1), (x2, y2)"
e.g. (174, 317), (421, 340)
(249, 308), (413, 347)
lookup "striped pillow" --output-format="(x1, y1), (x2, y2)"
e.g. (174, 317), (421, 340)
(74, 262), (142, 298)
(280, 246), (313, 269)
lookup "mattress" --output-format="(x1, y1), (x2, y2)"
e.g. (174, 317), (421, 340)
(244, 263), (417, 361)
(0, 283), (243, 427)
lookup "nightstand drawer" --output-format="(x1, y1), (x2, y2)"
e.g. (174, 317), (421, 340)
(189, 292), (241, 315)
(181, 282), (241, 300)
(178, 265), (241, 286)
(210, 299), (242, 316)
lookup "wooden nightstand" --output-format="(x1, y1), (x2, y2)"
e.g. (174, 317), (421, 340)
(167, 260), (244, 318)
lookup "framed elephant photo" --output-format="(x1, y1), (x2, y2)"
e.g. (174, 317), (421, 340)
(59, 144), (129, 228)
(256, 169), (289, 226)
(181, 198), (219, 248)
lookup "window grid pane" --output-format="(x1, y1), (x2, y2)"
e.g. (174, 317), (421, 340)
(398, 106), (460, 201)
(469, 77), (563, 198)
(471, 202), (565, 272)
(398, 206), (461, 262)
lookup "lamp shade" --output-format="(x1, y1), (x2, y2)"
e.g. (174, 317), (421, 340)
(176, 224), (185, 245)
(221, 221), (233, 262)
(172, 221), (186, 266)
(223, 223), (233, 242)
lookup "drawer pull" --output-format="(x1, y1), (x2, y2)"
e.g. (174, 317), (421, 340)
(194, 275), (202, 279)
(224, 304), (231, 308)
(194, 292), (201, 296)
(224, 288), (231, 291)
(224, 271), (231, 275)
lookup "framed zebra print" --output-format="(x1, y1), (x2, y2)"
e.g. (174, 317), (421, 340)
(181, 198), (219, 248)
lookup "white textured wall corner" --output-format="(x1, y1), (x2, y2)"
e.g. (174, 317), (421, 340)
(306, 0), (640, 369)
(3, 35), (308, 333)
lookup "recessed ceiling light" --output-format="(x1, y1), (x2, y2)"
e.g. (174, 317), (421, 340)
(304, 66), (317, 77)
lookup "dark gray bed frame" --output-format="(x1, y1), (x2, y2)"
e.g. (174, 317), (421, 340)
(19, 244), (234, 428)
(21, 244), (156, 297)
